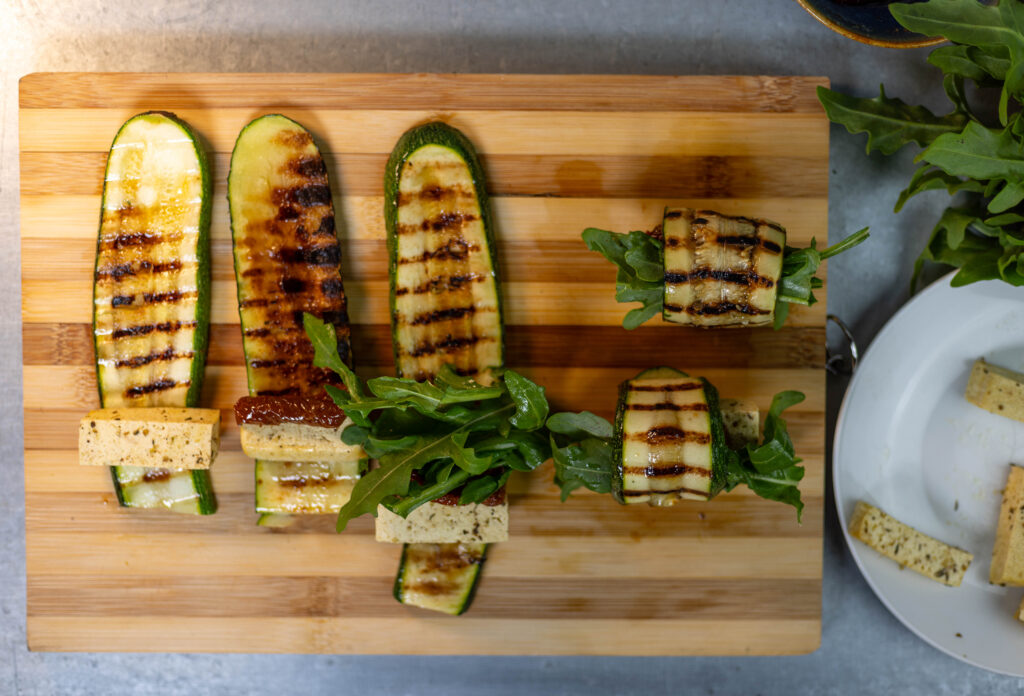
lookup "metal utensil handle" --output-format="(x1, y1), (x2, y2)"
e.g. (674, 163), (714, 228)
(826, 314), (859, 376)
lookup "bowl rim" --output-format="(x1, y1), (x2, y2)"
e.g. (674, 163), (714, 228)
(794, 0), (946, 48)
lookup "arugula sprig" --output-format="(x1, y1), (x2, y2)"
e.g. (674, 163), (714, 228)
(547, 391), (806, 519)
(303, 314), (552, 532)
(773, 228), (870, 330)
(818, 0), (1024, 290)
(582, 228), (664, 330)
(582, 225), (867, 331)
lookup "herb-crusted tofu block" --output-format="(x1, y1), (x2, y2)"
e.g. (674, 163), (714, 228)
(966, 359), (1024, 422)
(848, 501), (973, 587)
(991, 464), (1024, 585)
(79, 407), (220, 469)
(375, 502), (509, 544)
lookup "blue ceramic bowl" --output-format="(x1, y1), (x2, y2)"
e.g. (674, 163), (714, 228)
(795, 0), (945, 48)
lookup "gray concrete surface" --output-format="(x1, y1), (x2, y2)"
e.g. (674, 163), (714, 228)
(2, 0), (1021, 693)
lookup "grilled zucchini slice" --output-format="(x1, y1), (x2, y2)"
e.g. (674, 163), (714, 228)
(93, 111), (215, 514)
(393, 542), (487, 616)
(662, 208), (786, 327)
(384, 122), (502, 613)
(612, 367), (729, 506)
(228, 114), (361, 516)
(384, 121), (503, 384)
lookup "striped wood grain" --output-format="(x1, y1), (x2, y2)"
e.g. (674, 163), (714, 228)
(20, 72), (828, 656)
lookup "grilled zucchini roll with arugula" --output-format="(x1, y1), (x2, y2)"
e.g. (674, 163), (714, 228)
(92, 111), (215, 514)
(550, 367), (807, 519)
(385, 121), (503, 615)
(228, 114), (362, 522)
(584, 207), (868, 330)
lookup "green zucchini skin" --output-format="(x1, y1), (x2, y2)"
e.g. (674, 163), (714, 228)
(93, 111), (215, 515)
(393, 542), (488, 615)
(383, 121), (504, 382)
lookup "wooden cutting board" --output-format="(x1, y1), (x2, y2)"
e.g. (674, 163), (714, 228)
(20, 73), (828, 655)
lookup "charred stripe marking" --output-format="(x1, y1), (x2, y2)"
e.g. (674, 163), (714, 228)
(627, 382), (703, 392)
(95, 259), (187, 281)
(714, 234), (783, 254)
(141, 290), (196, 305)
(623, 463), (712, 478)
(124, 378), (186, 399)
(621, 486), (712, 499)
(407, 334), (495, 358)
(396, 211), (478, 235)
(396, 186), (474, 205)
(398, 240), (479, 265)
(114, 347), (195, 369)
(626, 402), (709, 412)
(404, 305), (480, 326)
(395, 273), (483, 296)
(99, 232), (176, 250)
(665, 301), (771, 316)
(627, 426), (711, 445)
(664, 268), (775, 289)
(110, 320), (197, 340)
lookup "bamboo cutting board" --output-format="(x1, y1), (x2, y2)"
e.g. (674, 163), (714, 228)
(20, 73), (828, 655)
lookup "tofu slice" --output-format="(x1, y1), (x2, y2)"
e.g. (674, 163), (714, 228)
(966, 358), (1024, 422)
(848, 501), (973, 587)
(991, 464), (1024, 585)
(239, 420), (363, 463)
(79, 407), (220, 470)
(720, 399), (759, 450)
(375, 502), (509, 544)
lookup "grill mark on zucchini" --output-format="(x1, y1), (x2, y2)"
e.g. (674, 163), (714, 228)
(271, 184), (332, 208)
(396, 211), (478, 235)
(403, 305), (485, 326)
(394, 273), (483, 296)
(627, 382), (703, 393)
(628, 426), (712, 445)
(396, 186), (474, 205)
(406, 334), (496, 358)
(141, 468), (173, 483)
(664, 301), (771, 316)
(397, 239), (479, 265)
(110, 320), (197, 340)
(99, 231), (177, 251)
(664, 268), (775, 289)
(114, 347), (194, 369)
(620, 486), (711, 499)
(626, 402), (709, 412)
(124, 377), (186, 399)
(95, 259), (188, 281)
(623, 463), (712, 478)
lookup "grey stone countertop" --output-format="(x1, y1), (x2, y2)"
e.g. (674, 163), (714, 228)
(2, 0), (1021, 693)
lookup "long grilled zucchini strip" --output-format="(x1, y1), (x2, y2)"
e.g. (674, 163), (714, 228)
(662, 208), (786, 327)
(385, 122), (503, 384)
(228, 114), (361, 517)
(93, 111), (215, 514)
(385, 121), (502, 615)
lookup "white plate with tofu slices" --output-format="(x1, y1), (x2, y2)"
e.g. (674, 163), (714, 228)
(834, 273), (1024, 677)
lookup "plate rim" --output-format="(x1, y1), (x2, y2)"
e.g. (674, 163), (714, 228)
(832, 271), (1024, 678)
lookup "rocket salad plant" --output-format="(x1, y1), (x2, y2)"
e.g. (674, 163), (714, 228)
(819, 0), (1024, 290)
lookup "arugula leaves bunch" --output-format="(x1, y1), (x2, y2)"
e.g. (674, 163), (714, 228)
(581, 226), (868, 331)
(581, 228), (664, 329)
(303, 314), (551, 532)
(547, 390), (807, 520)
(818, 0), (1024, 289)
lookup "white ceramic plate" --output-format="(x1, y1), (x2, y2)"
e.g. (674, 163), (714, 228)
(834, 273), (1024, 676)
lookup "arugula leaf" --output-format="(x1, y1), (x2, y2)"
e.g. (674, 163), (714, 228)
(721, 391), (806, 521)
(458, 471), (511, 505)
(551, 435), (616, 502)
(919, 121), (1024, 183)
(582, 227), (664, 330)
(546, 411), (614, 441)
(894, 165), (985, 213)
(928, 45), (1000, 86)
(817, 84), (968, 156)
(503, 370), (550, 431)
(304, 314), (364, 398)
